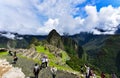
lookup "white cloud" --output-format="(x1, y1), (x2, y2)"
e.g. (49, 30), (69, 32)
(98, 6), (120, 29)
(1, 33), (15, 39)
(0, 0), (120, 35)
(0, 0), (42, 35)
(37, 18), (59, 35)
(78, 5), (120, 34)
(84, 6), (98, 29)
(0, 0), (86, 35)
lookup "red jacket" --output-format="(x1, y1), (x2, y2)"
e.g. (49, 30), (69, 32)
(101, 73), (105, 78)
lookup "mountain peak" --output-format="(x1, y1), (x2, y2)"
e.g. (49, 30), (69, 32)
(47, 29), (64, 49)
(48, 29), (60, 37)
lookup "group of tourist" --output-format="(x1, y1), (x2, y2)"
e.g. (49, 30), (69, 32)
(8, 50), (118, 78)
(33, 55), (57, 78)
(8, 50), (57, 78)
(80, 64), (118, 78)
(8, 51), (18, 64)
(81, 64), (96, 78)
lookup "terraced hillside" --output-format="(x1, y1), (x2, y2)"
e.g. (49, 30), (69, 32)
(0, 45), (81, 78)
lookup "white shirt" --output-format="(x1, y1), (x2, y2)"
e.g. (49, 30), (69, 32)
(45, 58), (48, 62)
(41, 58), (46, 63)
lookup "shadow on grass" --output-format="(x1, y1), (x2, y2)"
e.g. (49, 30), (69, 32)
(29, 76), (35, 78)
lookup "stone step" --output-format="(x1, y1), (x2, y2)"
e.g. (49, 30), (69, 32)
(23, 51), (31, 56)
(27, 51), (35, 58)
(29, 52), (37, 58)
(33, 53), (40, 60)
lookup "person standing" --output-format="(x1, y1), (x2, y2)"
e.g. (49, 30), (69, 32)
(33, 63), (40, 78)
(41, 56), (46, 68)
(111, 73), (117, 78)
(45, 56), (48, 68)
(8, 50), (13, 56)
(84, 64), (90, 78)
(80, 66), (84, 77)
(51, 66), (57, 78)
(101, 72), (105, 78)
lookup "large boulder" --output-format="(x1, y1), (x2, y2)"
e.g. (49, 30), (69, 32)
(0, 59), (25, 78)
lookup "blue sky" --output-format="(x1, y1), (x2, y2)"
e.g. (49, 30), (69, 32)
(0, 0), (120, 38)
(96, 0), (120, 11)
(75, 0), (120, 17)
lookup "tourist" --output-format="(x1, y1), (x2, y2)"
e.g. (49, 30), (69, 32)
(33, 63), (40, 78)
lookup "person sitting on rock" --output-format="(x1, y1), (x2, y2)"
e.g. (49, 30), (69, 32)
(8, 50), (13, 56)
(12, 55), (18, 64)
(33, 63), (40, 78)
(51, 66), (57, 78)
(80, 66), (84, 74)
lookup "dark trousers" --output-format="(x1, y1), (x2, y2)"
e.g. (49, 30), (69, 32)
(34, 73), (38, 78)
(52, 74), (56, 78)
(41, 62), (47, 68)
(45, 62), (48, 67)
(41, 62), (45, 68)
(86, 73), (90, 78)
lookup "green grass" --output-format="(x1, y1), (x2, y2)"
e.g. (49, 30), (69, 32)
(0, 51), (8, 58)
(0, 46), (76, 76)
(35, 46), (76, 72)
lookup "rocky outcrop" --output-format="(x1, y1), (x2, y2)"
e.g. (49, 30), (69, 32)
(0, 59), (25, 78)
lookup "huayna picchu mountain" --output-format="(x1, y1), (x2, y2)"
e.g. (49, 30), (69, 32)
(47, 29), (84, 58)
(47, 29), (64, 50)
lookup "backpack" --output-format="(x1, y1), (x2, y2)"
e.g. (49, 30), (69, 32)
(14, 57), (18, 62)
(34, 66), (40, 73)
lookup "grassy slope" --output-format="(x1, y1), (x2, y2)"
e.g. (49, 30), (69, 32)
(36, 46), (75, 72)
(36, 46), (101, 78)
(0, 49), (101, 78)
(0, 47), (80, 77)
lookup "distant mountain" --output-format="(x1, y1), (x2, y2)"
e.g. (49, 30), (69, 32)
(71, 32), (120, 77)
(70, 32), (108, 46)
(89, 36), (120, 76)
(115, 24), (120, 34)
(0, 31), (47, 48)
